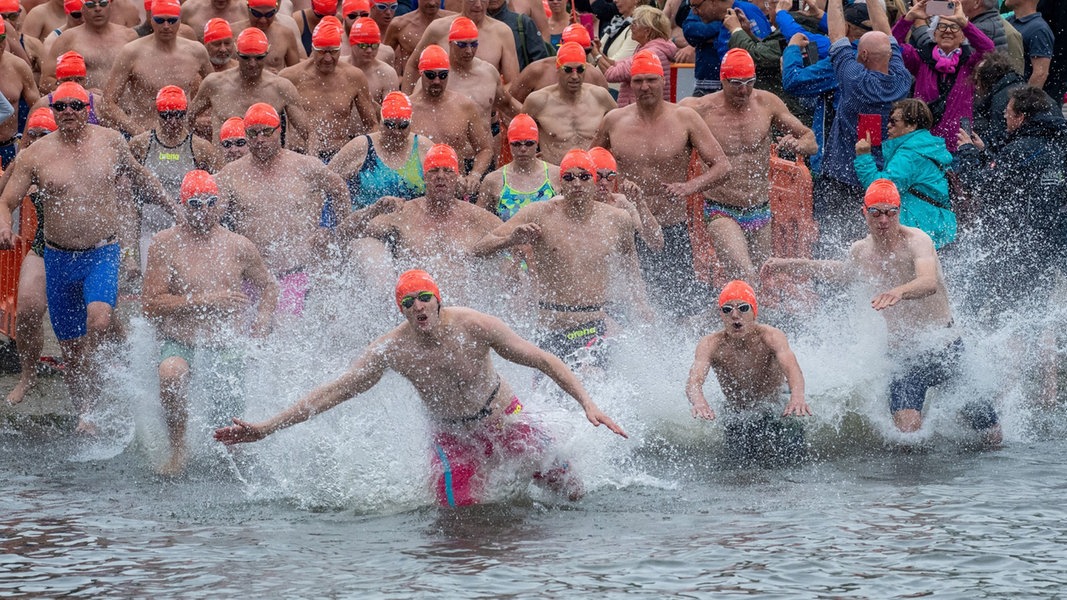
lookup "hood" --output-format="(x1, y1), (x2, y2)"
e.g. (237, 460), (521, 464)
(887, 128), (954, 168)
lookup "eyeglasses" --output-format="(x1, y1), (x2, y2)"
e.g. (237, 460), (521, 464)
(0, 34), (5, 44)
(314, 46), (341, 55)
(423, 70), (448, 80)
(453, 40), (478, 49)
(345, 10), (368, 18)
(152, 16), (180, 24)
(383, 119), (410, 129)
(561, 172), (593, 181)
(510, 140), (536, 147)
(561, 64), (585, 74)
(249, 7), (277, 18)
(82, 0), (109, 7)
(866, 206), (899, 218)
(372, 2), (397, 10)
(720, 303), (752, 315)
(935, 23), (961, 33)
(69, 11), (82, 18)
(159, 110), (186, 120)
(726, 77), (756, 88)
(354, 42), (377, 50)
(0, 11), (20, 20)
(237, 53), (267, 60)
(186, 195), (219, 209)
(221, 138), (248, 148)
(51, 100), (87, 112)
(597, 170), (616, 180)
(246, 127), (276, 138)
(400, 291), (435, 308)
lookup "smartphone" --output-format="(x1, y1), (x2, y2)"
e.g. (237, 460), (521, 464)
(960, 117), (972, 135)
(858, 114), (883, 146)
(791, 0), (801, 10)
(927, 1), (954, 17)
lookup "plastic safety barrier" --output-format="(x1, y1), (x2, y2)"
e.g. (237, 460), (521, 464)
(0, 196), (36, 340)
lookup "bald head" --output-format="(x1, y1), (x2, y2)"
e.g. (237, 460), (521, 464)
(857, 31), (892, 74)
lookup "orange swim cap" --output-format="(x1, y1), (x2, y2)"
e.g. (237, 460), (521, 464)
(418, 44), (449, 71)
(152, 0), (181, 18)
(630, 49), (664, 77)
(243, 102), (281, 128)
(720, 47), (756, 80)
(63, 0), (83, 14)
(155, 85), (187, 112)
(424, 143), (459, 173)
(236, 27), (270, 55)
(55, 51), (87, 80)
(863, 178), (901, 209)
(556, 42), (586, 68)
(203, 18), (233, 43)
(342, 0), (369, 15)
(220, 116), (246, 140)
(395, 269), (441, 310)
(588, 146), (616, 172)
(0, 16), (5, 36)
(507, 113), (538, 143)
(52, 81), (90, 104)
(0, 0), (17, 12)
(26, 108), (58, 133)
(312, 0), (337, 14)
(718, 279), (758, 317)
(349, 17), (380, 45)
(247, 0), (277, 9)
(560, 149), (597, 181)
(312, 15), (343, 48)
(381, 91), (412, 120)
(449, 17), (478, 42)
(561, 23), (591, 49)
(180, 170), (220, 204)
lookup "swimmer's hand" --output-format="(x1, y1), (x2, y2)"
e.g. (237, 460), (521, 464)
(585, 405), (628, 438)
(871, 290), (901, 311)
(691, 402), (716, 420)
(0, 225), (17, 250)
(778, 134), (802, 154)
(783, 396), (812, 417)
(374, 195), (405, 215)
(214, 417), (267, 445)
(509, 223), (542, 245)
(663, 181), (694, 199)
(202, 290), (251, 310)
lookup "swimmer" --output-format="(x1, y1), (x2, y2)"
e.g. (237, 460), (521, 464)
(278, 16), (379, 162)
(0, 82), (171, 435)
(133, 0), (201, 40)
(181, 0), (248, 40)
(476, 113), (560, 221)
(230, 0), (305, 73)
(679, 48), (817, 286)
(41, 0), (82, 53)
(589, 146), (663, 252)
(217, 116), (249, 162)
(381, 0), (453, 75)
(39, 0), (137, 91)
(22, 0), (67, 42)
(686, 279), (812, 464)
(144, 170), (278, 476)
(508, 23), (609, 104)
(202, 18), (238, 73)
(474, 149), (655, 369)
(522, 42), (617, 165)
(215, 269), (627, 506)
(294, 0), (339, 56)
(0, 15), (41, 168)
(339, 0), (393, 63)
(28, 51), (103, 125)
(345, 17), (399, 105)
(762, 179), (1003, 444)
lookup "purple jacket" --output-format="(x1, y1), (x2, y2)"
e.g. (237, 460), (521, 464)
(892, 19), (994, 151)
(605, 38), (677, 107)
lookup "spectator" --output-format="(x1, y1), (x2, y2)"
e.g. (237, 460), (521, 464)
(683, 0), (770, 96)
(488, 0), (551, 70)
(598, 5), (676, 106)
(913, 0), (1026, 75)
(971, 51), (1027, 153)
(1005, 0), (1054, 88)
(592, 0), (655, 96)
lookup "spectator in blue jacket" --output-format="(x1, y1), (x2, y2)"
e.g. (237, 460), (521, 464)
(683, 0), (770, 95)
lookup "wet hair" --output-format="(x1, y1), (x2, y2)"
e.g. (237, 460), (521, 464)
(1008, 86), (1054, 120)
(631, 5), (671, 40)
(891, 98), (934, 130)
(971, 52), (1017, 95)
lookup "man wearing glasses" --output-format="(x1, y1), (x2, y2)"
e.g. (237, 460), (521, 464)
(144, 170), (278, 477)
(217, 116), (248, 162)
(278, 16), (378, 162)
(181, 0), (248, 39)
(345, 16), (399, 105)
(0, 81), (170, 436)
(521, 41), (616, 165)
(39, 0), (136, 91)
(685, 279), (811, 465)
(215, 268), (627, 507)
(679, 47), (817, 287)
(382, 0), (455, 77)
(232, 0), (304, 73)
(101, 0), (213, 138)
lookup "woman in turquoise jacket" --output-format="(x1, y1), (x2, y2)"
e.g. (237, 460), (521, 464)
(854, 98), (957, 248)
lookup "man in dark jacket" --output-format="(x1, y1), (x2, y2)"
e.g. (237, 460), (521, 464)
(488, 0), (549, 70)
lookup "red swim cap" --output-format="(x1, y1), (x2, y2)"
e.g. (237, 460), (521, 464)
(236, 27), (270, 55)
(152, 0), (181, 18)
(0, 0), (17, 12)
(247, 0), (277, 9)
(349, 16), (380, 45)
(630, 49), (664, 77)
(561, 23), (591, 49)
(559, 149), (596, 181)
(155, 85), (187, 112)
(395, 269), (441, 310)
(312, 0), (338, 14)
(203, 18), (232, 43)
(555, 42), (586, 68)
(55, 51), (87, 80)
(63, 0), (83, 15)
(0, 16), (5, 36)
(312, 15), (343, 48)
(718, 279), (758, 317)
(588, 146), (616, 172)
(342, 0), (369, 15)
(448, 16), (478, 41)
(720, 47), (756, 79)
(508, 114), (538, 143)
(424, 143), (459, 173)
(220, 116), (246, 140)
(26, 108), (58, 133)
(864, 178), (901, 209)
(381, 91), (412, 120)
(52, 81), (90, 104)
(418, 44), (449, 71)
(243, 102), (281, 128)
(180, 170), (220, 203)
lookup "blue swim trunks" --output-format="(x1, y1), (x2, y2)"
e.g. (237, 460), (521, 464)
(889, 337), (964, 413)
(43, 242), (120, 340)
(703, 200), (772, 232)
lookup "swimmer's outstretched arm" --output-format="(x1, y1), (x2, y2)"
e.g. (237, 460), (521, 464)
(686, 336), (717, 421)
(761, 257), (850, 283)
(763, 327), (811, 417)
(214, 346), (389, 445)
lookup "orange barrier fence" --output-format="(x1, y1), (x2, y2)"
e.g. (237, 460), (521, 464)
(0, 197), (36, 340)
(669, 63), (694, 103)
